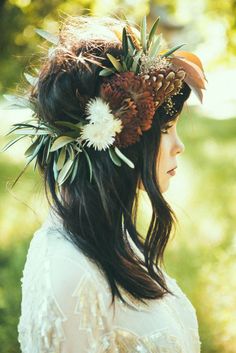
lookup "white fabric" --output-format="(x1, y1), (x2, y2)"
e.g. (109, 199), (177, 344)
(18, 209), (201, 353)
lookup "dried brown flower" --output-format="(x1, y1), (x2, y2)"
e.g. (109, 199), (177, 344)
(143, 66), (186, 112)
(100, 72), (156, 147)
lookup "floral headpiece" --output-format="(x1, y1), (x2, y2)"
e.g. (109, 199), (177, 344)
(3, 16), (206, 186)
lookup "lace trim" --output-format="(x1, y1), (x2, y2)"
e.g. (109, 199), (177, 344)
(98, 328), (188, 353)
(18, 233), (67, 353)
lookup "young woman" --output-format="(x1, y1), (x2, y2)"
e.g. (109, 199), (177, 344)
(8, 14), (206, 353)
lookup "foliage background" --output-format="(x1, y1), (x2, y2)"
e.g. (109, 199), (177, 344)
(0, 0), (236, 352)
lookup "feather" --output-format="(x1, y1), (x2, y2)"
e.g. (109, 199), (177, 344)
(174, 50), (207, 80)
(171, 56), (206, 90)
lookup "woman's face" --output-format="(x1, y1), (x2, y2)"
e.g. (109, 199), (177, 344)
(156, 116), (185, 193)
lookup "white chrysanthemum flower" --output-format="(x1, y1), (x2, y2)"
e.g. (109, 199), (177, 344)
(111, 117), (123, 134)
(85, 97), (113, 124)
(80, 116), (123, 151)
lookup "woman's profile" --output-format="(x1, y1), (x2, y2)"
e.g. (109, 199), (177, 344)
(4, 14), (207, 353)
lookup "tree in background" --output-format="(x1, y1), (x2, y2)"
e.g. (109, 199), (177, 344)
(1, 0), (236, 94)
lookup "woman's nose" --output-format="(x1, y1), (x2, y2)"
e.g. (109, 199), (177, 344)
(173, 136), (185, 155)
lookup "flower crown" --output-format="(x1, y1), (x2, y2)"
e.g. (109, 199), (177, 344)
(3, 16), (206, 186)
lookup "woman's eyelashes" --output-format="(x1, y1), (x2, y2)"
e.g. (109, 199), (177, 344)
(161, 124), (173, 134)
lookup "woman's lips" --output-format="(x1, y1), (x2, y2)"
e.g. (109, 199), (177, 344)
(167, 167), (177, 176)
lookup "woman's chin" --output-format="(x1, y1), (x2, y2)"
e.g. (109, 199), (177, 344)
(160, 180), (170, 194)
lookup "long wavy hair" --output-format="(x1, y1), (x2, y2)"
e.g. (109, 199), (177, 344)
(32, 15), (191, 306)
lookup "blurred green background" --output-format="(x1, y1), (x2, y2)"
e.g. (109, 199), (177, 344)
(0, 0), (236, 352)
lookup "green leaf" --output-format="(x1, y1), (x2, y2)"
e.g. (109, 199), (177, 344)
(161, 44), (185, 58)
(53, 156), (59, 181)
(54, 121), (83, 132)
(122, 27), (129, 57)
(1, 136), (25, 152)
(114, 147), (135, 169)
(109, 148), (122, 166)
(127, 35), (136, 55)
(68, 145), (75, 160)
(3, 94), (33, 110)
(83, 148), (93, 182)
(50, 136), (75, 152)
(56, 148), (66, 171)
(74, 144), (83, 153)
(149, 34), (162, 58)
(33, 157), (38, 171)
(11, 122), (40, 129)
(11, 160), (32, 188)
(13, 128), (48, 135)
(70, 157), (79, 184)
(25, 136), (45, 160)
(107, 53), (123, 73)
(35, 29), (59, 45)
(130, 51), (143, 73)
(147, 17), (160, 50)
(24, 137), (40, 157)
(57, 159), (74, 185)
(99, 68), (115, 77)
(125, 55), (134, 70)
(42, 137), (52, 165)
(24, 73), (38, 86)
(141, 16), (147, 53)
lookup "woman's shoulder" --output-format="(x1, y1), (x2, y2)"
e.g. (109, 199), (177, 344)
(18, 211), (113, 353)
(22, 208), (111, 300)
(32, 209), (98, 272)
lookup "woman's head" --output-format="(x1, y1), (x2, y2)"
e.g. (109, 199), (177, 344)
(8, 14), (205, 305)
(34, 15), (191, 193)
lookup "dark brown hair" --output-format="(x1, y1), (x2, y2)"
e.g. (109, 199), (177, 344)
(32, 15), (191, 306)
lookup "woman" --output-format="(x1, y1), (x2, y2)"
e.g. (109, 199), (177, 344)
(7, 14), (206, 353)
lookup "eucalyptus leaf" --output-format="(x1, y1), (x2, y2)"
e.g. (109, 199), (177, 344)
(83, 148), (93, 182)
(141, 16), (147, 53)
(109, 148), (121, 167)
(3, 94), (33, 110)
(11, 160), (32, 188)
(68, 145), (75, 160)
(54, 120), (83, 132)
(70, 157), (79, 184)
(122, 61), (128, 71)
(147, 17), (160, 50)
(149, 34), (162, 58)
(24, 73), (38, 86)
(74, 144), (83, 153)
(11, 122), (41, 129)
(53, 157), (59, 181)
(125, 56), (134, 70)
(107, 54), (123, 73)
(127, 35), (136, 55)
(114, 147), (135, 169)
(25, 136), (45, 160)
(57, 159), (74, 185)
(50, 136), (75, 152)
(99, 68), (115, 77)
(56, 148), (66, 171)
(24, 137), (41, 157)
(1, 136), (25, 152)
(130, 51), (143, 73)
(42, 137), (52, 165)
(35, 29), (59, 45)
(161, 44), (185, 58)
(122, 27), (128, 58)
(13, 129), (48, 135)
(33, 157), (38, 171)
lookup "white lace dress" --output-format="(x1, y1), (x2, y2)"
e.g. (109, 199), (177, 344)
(17, 209), (201, 353)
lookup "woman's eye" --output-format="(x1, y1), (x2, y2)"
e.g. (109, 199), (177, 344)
(161, 125), (172, 134)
